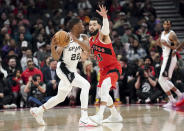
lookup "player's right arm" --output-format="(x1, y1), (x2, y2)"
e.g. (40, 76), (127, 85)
(51, 36), (64, 61)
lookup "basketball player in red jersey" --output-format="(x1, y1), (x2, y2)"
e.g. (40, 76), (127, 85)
(88, 5), (123, 124)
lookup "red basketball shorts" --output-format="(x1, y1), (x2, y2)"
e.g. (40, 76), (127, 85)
(98, 64), (122, 89)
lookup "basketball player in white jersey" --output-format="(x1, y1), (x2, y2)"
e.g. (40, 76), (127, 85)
(30, 17), (97, 127)
(157, 20), (184, 108)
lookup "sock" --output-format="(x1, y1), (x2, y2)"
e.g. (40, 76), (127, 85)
(81, 110), (88, 119)
(168, 95), (175, 102)
(97, 105), (106, 116)
(145, 97), (151, 103)
(38, 106), (44, 113)
(174, 89), (182, 97)
(110, 106), (118, 116)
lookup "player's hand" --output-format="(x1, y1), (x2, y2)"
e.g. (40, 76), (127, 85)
(96, 5), (108, 18)
(51, 35), (58, 46)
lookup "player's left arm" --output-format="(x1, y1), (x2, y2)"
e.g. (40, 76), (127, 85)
(70, 34), (90, 54)
(169, 32), (180, 48)
(96, 5), (111, 44)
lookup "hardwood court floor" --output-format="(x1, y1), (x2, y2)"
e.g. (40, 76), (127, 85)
(0, 104), (184, 131)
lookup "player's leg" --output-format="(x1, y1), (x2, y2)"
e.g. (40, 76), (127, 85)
(167, 56), (183, 99)
(90, 77), (120, 124)
(102, 94), (123, 123)
(72, 73), (97, 127)
(30, 77), (72, 125)
(158, 57), (176, 104)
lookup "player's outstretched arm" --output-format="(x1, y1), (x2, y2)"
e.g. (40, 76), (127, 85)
(96, 5), (109, 35)
(51, 36), (64, 61)
(96, 5), (111, 44)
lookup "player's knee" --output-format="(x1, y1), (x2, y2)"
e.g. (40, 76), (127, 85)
(81, 80), (90, 90)
(100, 87), (109, 102)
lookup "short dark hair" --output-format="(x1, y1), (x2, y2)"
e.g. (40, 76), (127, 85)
(163, 19), (172, 25)
(90, 17), (102, 26)
(67, 17), (81, 31)
(32, 74), (41, 81)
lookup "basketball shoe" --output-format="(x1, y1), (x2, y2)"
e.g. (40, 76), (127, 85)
(30, 107), (46, 126)
(79, 117), (98, 127)
(102, 113), (123, 123)
(89, 114), (103, 125)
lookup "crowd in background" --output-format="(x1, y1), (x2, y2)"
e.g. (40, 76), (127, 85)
(0, 0), (184, 109)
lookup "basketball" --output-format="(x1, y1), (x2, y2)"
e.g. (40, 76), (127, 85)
(54, 30), (70, 47)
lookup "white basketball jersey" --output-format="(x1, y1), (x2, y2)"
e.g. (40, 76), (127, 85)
(160, 30), (174, 57)
(60, 34), (83, 72)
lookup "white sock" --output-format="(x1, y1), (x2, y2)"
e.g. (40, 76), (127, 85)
(81, 110), (88, 119)
(38, 106), (44, 113)
(168, 95), (175, 102)
(97, 105), (106, 116)
(110, 106), (118, 116)
(174, 89), (182, 97)
(145, 98), (151, 103)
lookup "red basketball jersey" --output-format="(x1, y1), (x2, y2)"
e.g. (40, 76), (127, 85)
(89, 33), (119, 69)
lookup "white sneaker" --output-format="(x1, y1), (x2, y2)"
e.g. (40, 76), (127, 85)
(79, 117), (98, 127)
(89, 114), (103, 125)
(102, 113), (123, 123)
(162, 101), (175, 108)
(30, 107), (46, 126)
(178, 93), (184, 101)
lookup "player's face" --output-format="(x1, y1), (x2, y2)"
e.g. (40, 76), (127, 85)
(89, 20), (100, 36)
(163, 21), (171, 31)
(74, 21), (85, 34)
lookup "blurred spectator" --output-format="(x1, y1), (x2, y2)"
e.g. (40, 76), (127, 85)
(13, 25), (32, 42)
(0, 72), (16, 109)
(81, 60), (97, 104)
(126, 37), (147, 62)
(21, 49), (39, 71)
(113, 35), (126, 56)
(135, 66), (162, 103)
(41, 56), (52, 71)
(2, 33), (11, 49)
(113, 12), (130, 35)
(1, 39), (20, 58)
(172, 63), (184, 93)
(16, 12), (30, 27)
(9, 69), (23, 108)
(6, 56), (20, 78)
(77, 0), (92, 10)
(43, 59), (59, 99)
(21, 59), (43, 85)
(136, 23), (150, 52)
(121, 26), (138, 44)
(24, 74), (46, 107)
(142, 57), (155, 77)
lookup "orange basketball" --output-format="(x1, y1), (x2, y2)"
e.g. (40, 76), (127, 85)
(54, 30), (70, 47)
